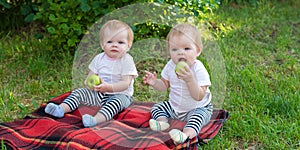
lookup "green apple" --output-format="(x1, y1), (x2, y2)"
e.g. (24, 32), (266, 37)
(175, 61), (188, 74)
(86, 74), (101, 89)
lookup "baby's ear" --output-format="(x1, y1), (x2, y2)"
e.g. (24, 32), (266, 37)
(127, 44), (132, 51)
(100, 43), (104, 50)
(197, 49), (202, 56)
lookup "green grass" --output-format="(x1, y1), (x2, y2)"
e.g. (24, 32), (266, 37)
(0, 32), (73, 121)
(201, 1), (300, 149)
(0, 0), (299, 149)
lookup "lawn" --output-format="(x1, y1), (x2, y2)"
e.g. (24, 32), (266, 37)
(0, 0), (299, 149)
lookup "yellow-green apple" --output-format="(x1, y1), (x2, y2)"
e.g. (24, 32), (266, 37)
(86, 74), (101, 89)
(175, 61), (188, 74)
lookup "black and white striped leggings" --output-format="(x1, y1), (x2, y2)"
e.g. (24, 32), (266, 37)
(62, 88), (132, 120)
(151, 101), (213, 134)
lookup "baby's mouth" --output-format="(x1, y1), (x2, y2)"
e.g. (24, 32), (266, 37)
(111, 50), (119, 53)
(178, 58), (186, 62)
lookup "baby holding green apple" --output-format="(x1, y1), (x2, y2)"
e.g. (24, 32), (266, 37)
(143, 23), (213, 144)
(45, 20), (138, 127)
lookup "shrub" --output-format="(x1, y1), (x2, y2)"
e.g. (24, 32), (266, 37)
(0, 0), (39, 31)
(2, 0), (221, 52)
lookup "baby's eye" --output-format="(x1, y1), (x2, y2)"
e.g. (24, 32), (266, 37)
(118, 41), (125, 44)
(184, 47), (191, 51)
(172, 48), (178, 51)
(107, 41), (112, 43)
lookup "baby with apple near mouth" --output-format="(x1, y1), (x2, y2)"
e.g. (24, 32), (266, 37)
(143, 23), (213, 144)
(45, 20), (138, 127)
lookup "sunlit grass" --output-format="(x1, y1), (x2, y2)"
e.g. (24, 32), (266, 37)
(203, 0), (300, 149)
(0, 32), (73, 122)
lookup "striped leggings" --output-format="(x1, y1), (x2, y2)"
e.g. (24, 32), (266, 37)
(151, 101), (213, 134)
(62, 88), (132, 121)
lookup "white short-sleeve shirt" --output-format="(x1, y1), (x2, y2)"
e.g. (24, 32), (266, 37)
(161, 60), (212, 113)
(88, 52), (138, 96)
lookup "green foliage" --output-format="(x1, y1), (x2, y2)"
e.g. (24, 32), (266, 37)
(33, 0), (143, 51)
(0, 0), (39, 31)
(1, 0), (220, 52)
(32, 0), (220, 52)
(168, 0), (220, 15)
(222, 0), (261, 6)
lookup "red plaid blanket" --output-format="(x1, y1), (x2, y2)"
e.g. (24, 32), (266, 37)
(0, 92), (228, 150)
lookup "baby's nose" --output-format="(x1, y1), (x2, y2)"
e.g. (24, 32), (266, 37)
(177, 49), (185, 54)
(112, 42), (118, 46)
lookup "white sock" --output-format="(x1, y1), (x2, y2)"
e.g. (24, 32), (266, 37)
(169, 129), (188, 144)
(149, 119), (170, 131)
(45, 103), (64, 118)
(82, 114), (98, 127)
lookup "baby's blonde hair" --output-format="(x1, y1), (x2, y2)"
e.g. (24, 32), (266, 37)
(166, 23), (203, 53)
(99, 20), (134, 49)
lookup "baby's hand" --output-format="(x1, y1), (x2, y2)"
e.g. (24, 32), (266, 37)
(176, 66), (195, 83)
(94, 78), (111, 93)
(143, 71), (157, 86)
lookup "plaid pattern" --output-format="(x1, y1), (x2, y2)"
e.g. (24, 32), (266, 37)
(0, 92), (228, 150)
